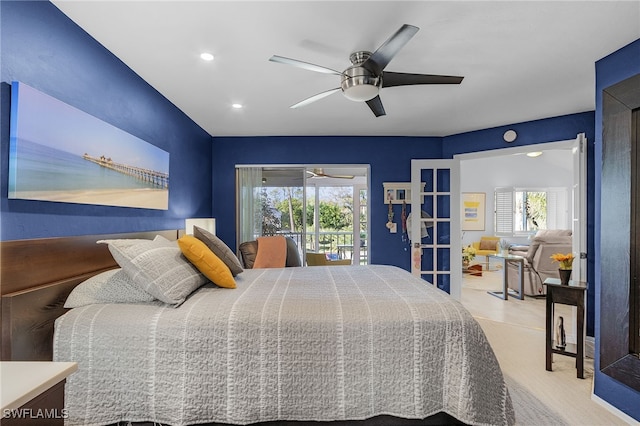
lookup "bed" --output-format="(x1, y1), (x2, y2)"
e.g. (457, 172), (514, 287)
(1, 231), (514, 426)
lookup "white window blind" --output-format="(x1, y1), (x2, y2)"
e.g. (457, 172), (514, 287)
(494, 187), (514, 236)
(495, 187), (569, 236)
(546, 187), (569, 230)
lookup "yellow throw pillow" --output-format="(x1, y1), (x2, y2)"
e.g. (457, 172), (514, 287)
(178, 235), (236, 289)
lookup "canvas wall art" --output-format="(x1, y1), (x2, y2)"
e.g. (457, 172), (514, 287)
(8, 81), (169, 210)
(462, 192), (485, 231)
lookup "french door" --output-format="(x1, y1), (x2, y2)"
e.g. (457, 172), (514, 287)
(572, 133), (587, 283)
(410, 159), (461, 299)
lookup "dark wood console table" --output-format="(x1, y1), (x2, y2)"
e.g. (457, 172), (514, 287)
(543, 278), (587, 378)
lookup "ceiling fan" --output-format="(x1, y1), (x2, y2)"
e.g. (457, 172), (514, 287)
(306, 168), (354, 179)
(269, 24), (464, 117)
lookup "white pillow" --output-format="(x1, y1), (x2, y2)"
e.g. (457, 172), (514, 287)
(64, 268), (156, 308)
(98, 236), (208, 306)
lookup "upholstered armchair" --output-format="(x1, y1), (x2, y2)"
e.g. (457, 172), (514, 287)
(471, 236), (501, 269)
(238, 237), (302, 269)
(507, 229), (572, 296)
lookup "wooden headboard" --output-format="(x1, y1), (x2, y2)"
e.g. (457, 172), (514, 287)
(0, 230), (179, 361)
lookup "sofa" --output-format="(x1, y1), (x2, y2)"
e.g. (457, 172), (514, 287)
(507, 229), (572, 296)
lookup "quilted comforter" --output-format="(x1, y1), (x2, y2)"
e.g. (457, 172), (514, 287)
(54, 265), (515, 426)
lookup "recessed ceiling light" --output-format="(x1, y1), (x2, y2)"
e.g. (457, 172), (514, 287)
(526, 151), (543, 158)
(200, 52), (214, 61)
(232, 103), (243, 109)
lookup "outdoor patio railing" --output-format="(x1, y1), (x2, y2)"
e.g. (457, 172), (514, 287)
(275, 231), (368, 264)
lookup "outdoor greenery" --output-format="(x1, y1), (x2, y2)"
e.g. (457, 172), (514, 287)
(515, 190), (547, 232)
(524, 191), (547, 230)
(263, 187), (354, 233)
(257, 185), (367, 264)
(258, 188), (281, 236)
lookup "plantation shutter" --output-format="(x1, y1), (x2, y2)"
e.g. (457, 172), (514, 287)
(546, 187), (569, 229)
(494, 187), (514, 236)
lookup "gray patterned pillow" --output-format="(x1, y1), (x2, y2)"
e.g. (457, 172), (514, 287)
(98, 236), (208, 306)
(64, 268), (157, 308)
(193, 226), (243, 276)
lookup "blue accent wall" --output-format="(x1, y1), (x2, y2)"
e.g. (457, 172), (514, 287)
(594, 38), (640, 421)
(0, 1), (213, 240)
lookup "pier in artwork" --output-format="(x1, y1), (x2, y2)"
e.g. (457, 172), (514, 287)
(83, 154), (169, 188)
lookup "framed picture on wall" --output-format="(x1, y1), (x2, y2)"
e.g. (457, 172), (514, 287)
(8, 81), (170, 210)
(462, 192), (485, 231)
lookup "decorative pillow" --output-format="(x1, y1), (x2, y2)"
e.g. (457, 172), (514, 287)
(98, 237), (208, 306)
(238, 240), (258, 269)
(177, 235), (236, 289)
(193, 226), (244, 276)
(479, 239), (498, 250)
(64, 268), (157, 308)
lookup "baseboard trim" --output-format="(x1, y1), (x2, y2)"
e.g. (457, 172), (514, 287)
(591, 393), (638, 424)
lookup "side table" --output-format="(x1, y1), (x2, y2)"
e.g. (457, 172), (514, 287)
(1, 361), (78, 425)
(488, 253), (524, 300)
(543, 278), (587, 378)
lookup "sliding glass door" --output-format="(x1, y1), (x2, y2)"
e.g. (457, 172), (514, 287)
(236, 165), (369, 265)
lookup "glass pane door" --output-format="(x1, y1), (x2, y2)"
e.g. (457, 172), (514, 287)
(410, 159), (461, 299)
(236, 165), (369, 266)
(304, 170), (369, 265)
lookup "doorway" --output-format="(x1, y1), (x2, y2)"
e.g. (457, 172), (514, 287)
(454, 135), (588, 346)
(456, 136), (586, 280)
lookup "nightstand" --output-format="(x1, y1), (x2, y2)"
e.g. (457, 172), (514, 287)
(1, 361), (77, 425)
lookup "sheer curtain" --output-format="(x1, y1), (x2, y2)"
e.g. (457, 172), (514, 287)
(236, 167), (263, 245)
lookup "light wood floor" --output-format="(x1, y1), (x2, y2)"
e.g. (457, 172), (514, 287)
(460, 265), (633, 425)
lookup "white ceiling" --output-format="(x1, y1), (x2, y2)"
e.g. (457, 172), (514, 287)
(51, 1), (640, 138)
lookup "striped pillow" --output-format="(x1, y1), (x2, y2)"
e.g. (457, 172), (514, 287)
(98, 236), (207, 306)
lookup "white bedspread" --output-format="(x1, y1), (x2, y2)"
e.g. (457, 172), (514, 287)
(54, 265), (515, 426)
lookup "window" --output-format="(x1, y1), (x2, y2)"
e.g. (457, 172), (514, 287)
(495, 187), (569, 236)
(236, 165), (369, 265)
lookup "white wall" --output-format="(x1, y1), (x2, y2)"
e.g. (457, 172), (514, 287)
(460, 148), (573, 247)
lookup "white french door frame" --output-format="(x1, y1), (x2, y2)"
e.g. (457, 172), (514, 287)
(411, 159), (462, 300)
(572, 133), (588, 283)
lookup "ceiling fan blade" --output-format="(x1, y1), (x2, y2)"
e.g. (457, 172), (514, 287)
(307, 168), (354, 179)
(290, 88), (341, 109)
(363, 24), (419, 75)
(326, 174), (355, 179)
(269, 55), (342, 75)
(382, 71), (464, 87)
(366, 95), (386, 117)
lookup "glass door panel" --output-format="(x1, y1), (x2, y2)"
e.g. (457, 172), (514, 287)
(411, 159), (461, 299)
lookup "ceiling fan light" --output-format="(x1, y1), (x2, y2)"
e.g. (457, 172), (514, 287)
(341, 64), (381, 102)
(343, 84), (379, 102)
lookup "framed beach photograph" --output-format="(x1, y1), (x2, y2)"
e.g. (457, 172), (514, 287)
(462, 192), (485, 231)
(8, 81), (169, 210)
